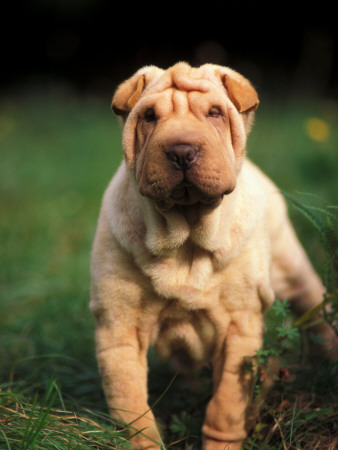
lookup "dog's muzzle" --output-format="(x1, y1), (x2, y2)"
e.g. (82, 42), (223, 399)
(163, 144), (204, 205)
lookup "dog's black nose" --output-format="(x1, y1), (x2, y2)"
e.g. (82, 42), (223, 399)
(166, 144), (198, 170)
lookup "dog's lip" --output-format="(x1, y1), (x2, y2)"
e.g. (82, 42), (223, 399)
(147, 179), (235, 211)
(170, 182), (193, 199)
(155, 193), (223, 213)
(169, 182), (225, 205)
(200, 196), (222, 204)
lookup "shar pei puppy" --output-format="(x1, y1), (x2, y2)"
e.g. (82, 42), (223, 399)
(90, 62), (335, 449)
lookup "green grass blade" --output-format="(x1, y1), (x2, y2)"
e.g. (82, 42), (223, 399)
(289, 398), (297, 445)
(0, 429), (11, 450)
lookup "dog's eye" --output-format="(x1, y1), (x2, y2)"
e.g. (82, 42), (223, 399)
(144, 108), (157, 122)
(208, 107), (222, 118)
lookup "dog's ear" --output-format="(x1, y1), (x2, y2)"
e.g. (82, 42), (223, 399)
(221, 72), (259, 113)
(112, 74), (146, 118)
(112, 66), (161, 119)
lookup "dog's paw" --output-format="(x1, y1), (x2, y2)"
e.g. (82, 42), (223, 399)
(202, 436), (243, 450)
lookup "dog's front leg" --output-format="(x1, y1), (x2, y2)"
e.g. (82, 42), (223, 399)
(91, 293), (162, 450)
(94, 320), (161, 449)
(202, 311), (263, 450)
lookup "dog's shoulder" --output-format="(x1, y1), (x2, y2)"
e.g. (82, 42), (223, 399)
(242, 159), (289, 237)
(93, 161), (147, 258)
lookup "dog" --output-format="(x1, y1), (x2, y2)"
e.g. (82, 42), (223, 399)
(90, 62), (336, 449)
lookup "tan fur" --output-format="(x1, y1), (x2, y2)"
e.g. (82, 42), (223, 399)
(90, 62), (336, 449)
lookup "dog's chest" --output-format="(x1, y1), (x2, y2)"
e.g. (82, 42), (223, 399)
(154, 301), (218, 365)
(141, 243), (225, 309)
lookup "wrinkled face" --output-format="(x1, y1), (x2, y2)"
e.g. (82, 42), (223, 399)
(112, 63), (258, 211)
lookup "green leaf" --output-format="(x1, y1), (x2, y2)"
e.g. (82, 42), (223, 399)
(271, 299), (290, 318)
(276, 326), (299, 340)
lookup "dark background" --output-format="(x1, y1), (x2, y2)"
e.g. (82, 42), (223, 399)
(2, 0), (338, 100)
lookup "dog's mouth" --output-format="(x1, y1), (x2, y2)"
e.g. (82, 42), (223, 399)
(170, 182), (220, 204)
(153, 180), (226, 212)
(170, 182), (201, 203)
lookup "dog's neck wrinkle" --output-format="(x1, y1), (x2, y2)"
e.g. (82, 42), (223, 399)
(142, 194), (237, 257)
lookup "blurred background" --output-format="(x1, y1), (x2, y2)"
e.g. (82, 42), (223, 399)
(2, 0), (338, 99)
(0, 2), (337, 446)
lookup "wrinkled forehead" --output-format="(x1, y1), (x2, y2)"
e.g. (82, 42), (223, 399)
(136, 65), (228, 115)
(146, 64), (223, 95)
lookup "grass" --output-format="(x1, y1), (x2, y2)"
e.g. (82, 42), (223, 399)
(0, 83), (337, 448)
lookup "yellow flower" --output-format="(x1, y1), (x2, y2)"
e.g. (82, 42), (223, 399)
(305, 118), (330, 142)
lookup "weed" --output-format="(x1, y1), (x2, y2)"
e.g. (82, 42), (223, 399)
(246, 198), (338, 449)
